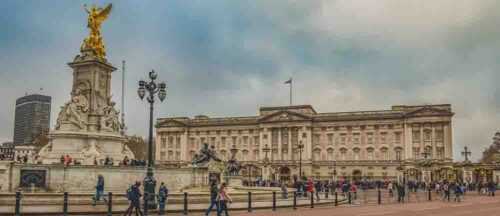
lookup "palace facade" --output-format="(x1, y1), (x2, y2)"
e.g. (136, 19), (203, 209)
(156, 104), (454, 182)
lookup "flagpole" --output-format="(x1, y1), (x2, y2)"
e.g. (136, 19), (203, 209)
(289, 78), (292, 106)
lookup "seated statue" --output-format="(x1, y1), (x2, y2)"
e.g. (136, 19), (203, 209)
(192, 143), (221, 166)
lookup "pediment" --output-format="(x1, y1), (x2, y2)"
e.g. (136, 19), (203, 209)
(404, 106), (453, 117)
(157, 119), (188, 127)
(259, 110), (311, 123)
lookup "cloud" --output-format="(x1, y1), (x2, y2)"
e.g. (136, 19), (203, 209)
(0, 0), (499, 161)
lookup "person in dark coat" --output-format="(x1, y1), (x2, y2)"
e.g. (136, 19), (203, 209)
(92, 174), (106, 206)
(124, 181), (143, 216)
(205, 181), (219, 216)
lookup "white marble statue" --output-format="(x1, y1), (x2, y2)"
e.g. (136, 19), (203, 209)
(55, 88), (89, 130)
(100, 98), (121, 132)
(82, 142), (102, 165)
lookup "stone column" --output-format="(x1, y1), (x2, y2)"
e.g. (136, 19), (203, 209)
(420, 124), (424, 159)
(444, 122), (452, 159)
(277, 127), (282, 161)
(431, 124), (436, 159)
(181, 129), (188, 162)
(288, 127), (292, 160)
(404, 122), (412, 161)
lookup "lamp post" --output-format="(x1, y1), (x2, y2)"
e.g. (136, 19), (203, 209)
(332, 161), (337, 182)
(297, 141), (304, 179)
(137, 70), (166, 209)
(262, 144), (271, 180)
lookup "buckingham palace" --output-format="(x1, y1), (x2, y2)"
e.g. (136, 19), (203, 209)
(155, 104), (454, 182)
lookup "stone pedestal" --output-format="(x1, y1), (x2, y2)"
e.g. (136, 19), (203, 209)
(226, 175), (244, 187)
(39, 50), (134, 165)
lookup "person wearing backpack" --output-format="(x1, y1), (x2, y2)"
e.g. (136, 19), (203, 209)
(157, 182), (168, 215)
(123, 181), (143, 216)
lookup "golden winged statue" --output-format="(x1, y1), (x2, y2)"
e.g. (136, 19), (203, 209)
(81, 3), (112, 59)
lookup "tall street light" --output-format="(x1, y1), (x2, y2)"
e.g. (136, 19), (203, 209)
(137, 70), (166, 209)
(297, 141), (304, 179)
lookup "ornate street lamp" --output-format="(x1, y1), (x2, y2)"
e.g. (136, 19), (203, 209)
(263, 144), (271, 166)
(137, 70), (166, 209)
(297, 141), (304, 179)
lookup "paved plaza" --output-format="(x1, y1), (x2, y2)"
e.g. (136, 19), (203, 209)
(235, 195), (500, 216)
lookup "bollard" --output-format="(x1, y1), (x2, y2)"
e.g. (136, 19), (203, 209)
(144, 192), (149, 216)
(183, 192), (188, 215)
(325, 191), (329, 199)
(348, 192), (352, 204)
(334, 192), (338, 206)
(63, 192), (68, 216)
(428, 189), (431, 201)
(293, 191), (297, 210)
(248, 192), (252, 212)
(310, 191), (314, 208)
(272, 191), (276, 211)
(107, 192), (113, 216)
(15, 191), (21, 216)
(378, 189), (381, 205)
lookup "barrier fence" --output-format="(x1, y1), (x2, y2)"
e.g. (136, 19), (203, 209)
(7, 188), (484, 215)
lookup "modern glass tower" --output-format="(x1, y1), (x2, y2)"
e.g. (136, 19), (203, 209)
(13, 94), (51, 145)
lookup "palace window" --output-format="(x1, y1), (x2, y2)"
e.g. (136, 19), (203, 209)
(254, 150), (259, 161)
(394, 132), (402, 144)
(327, 148), (334, 160)
(380, 147), (389, 160)
(380, 132), (387, 144)
(340, 133), (347, 145)
(243, 136), (248, 147)
(160, 151), (166, 161)
(424, 130), (432, 141)
(313, 134), (321, 146)
(353, 133), (360, 145)
(168, 151), (173, 161)
(412, 131), (420, 143)
(313, 149), (321, 161)
(367, 147), (374, 160)
(437, 147), (445, 159)
(161, 137), (166, 149)
(220, 150), (227, 160)
(200, 137), (206, 145)
(232, 136), (237, 146)
(366, 133), (373, 144)
(271, 129), (279, 148)
(353, 148), (360, 161)
(242, 150), (249, 161)
(175, 151), (180, 160)
(327, 133), (334, 146)
(176, 137), (181, 149)
(436, 130), (444, 141)
(254, 136), (260, 146)
(168, 136), (174, 148)
(340, 148), (347, 160)
(221, 137), (226, 149)
(395, 147), (403, 161)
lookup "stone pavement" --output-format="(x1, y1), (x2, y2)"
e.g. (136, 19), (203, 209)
(235, 195), (500, 216)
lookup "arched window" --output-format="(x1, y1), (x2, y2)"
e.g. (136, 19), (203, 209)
(327, 148), (334, 160)
(242, 150), (249, 161)
(380, 147), (389, 160)
(313, 148), (321, 161)
(253, 150), (259, 161)
(340, 148), (347, 161)
(366, 147), (374, 160)
(394, 147), (403, 161)
(353, 148), (360, 161)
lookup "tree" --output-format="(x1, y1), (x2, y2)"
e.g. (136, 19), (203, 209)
(125, 135), (147, 160)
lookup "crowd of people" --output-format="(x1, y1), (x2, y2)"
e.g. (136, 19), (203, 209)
(86, 176), (499, 215)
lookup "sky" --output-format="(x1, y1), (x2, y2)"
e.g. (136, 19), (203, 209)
(0, 0), (499, 161)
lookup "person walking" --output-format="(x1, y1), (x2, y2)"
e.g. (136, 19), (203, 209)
(92, 174), (106, 206)
(157, 182), (168, 215)
(281, 183), (288, 199)
(205, 181), (219, 216)
(124, 181), (143, 216)
(314, 181), (322, 201)
(217, 183), (232, 216)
